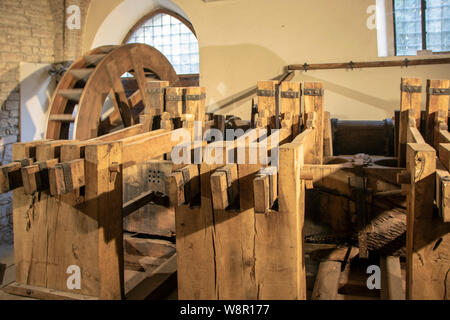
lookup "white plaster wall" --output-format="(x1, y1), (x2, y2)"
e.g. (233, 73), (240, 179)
(20, 63), (56, 142)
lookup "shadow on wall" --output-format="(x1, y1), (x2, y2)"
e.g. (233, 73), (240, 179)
(200, 43), (287, 120)
(294, 72), (398, 119)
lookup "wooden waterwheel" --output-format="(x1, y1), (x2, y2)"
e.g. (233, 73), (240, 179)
(46, 43), (180, 140)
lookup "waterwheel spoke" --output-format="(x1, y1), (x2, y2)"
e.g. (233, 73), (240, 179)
(106, 61), (133, 127)
(129, 46), (152, 113)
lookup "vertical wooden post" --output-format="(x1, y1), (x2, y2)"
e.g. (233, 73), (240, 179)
(398, 78), (422, 167)
(304, 82), (324, 164)
(405, 142), (450, 299)
(280, 81), (302, 137)
(425, 79), (450, 149)
(85, 142), (124, 300)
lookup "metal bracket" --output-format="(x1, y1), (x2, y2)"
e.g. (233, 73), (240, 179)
(401, 84), (422, 93)
(166, 94), (183, 101)
(148, 88), (164, 94)
(186, 93), (206, 101)
(281, 91), (301, 99)
(303, 88), (324, 96)
(257, 89), (275, 97)
(428, 88), (450, 96)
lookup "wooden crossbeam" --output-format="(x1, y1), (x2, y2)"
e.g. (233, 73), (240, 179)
(436, 159), (450, 223)
(123, 190), (170, 218)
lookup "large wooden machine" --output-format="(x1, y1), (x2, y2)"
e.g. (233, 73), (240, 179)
(0, 44), (448, 300)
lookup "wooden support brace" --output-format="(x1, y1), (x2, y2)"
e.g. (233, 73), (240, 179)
(311, 261), (341, 300)
(253, 166), (278, 213)
(210, 164), (238, 210)
(439, 143), (450, 171)
(380, 256), (405, 300)
(304, 82), (324, 164)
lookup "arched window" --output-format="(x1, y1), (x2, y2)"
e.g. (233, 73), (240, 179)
(124, 10), (199, 75)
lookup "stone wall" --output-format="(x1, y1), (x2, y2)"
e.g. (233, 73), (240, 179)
(0, 0), (90, 244)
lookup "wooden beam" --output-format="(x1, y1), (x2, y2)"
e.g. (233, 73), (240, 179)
(436, 159), (450, 223)
(85, 142), (124, 300)
(287, 57), (450, 71)
(311, 261), (341, 300)
(48, 159), (85, 196)
(380, 256), (405, 300)
(323, 111), (333, 157)
(123, 190), (170, 218)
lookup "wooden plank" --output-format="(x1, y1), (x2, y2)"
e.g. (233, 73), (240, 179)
(380, 256), (405, 300)
(303, 82), (324, 164)
(425, 79), (450, 149)
(3, 282), (98, 300)
(125, 254), (177, 300)
(85, 142), (124, 300)
(122, 129), (192, 166)
(123, 191), (169, 217)
(311, 261), (341, 300)
(398, 78), (422, 167)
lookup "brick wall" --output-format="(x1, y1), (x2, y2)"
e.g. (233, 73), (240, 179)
(0, 0), (90, 244)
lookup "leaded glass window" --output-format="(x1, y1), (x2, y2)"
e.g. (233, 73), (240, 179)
(127, 13), (199, 74)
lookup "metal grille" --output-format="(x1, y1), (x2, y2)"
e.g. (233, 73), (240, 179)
(127, 13), (199, 74)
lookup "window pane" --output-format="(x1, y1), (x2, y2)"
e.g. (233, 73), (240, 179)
(426, 0), (450, 52)
(394, 0), (423, 55)
(127, 13), (199, 74)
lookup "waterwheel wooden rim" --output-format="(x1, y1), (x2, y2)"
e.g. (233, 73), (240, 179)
(46, 44), (180, 140)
